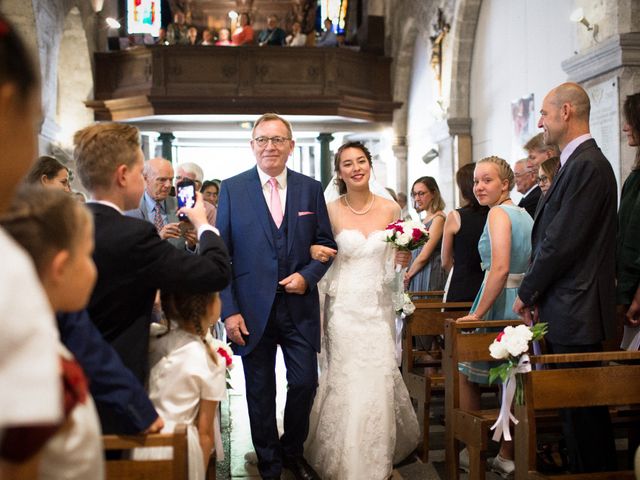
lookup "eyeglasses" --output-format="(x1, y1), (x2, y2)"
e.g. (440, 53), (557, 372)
(515, 170), (534, 178)
(253, 136), (291, 148)
(538, 175), (549, 184)
(411, 191), (428, 198)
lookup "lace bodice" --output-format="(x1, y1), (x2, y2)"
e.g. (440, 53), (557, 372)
(320, 229), (396, 300)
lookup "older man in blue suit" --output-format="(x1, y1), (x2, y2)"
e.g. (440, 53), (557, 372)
(217, 113), (336, 480)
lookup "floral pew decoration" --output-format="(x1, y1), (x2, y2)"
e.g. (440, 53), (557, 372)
(488, 322), (547, 442)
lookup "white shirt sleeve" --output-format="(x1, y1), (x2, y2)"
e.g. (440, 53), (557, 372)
(0, 230), (62, 428)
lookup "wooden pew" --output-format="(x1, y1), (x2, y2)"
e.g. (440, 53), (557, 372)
(402, 299), (472, 461)
(103, 425), (188, 480)
(443, 318), (525, 480)
(514, 350), (640, 480)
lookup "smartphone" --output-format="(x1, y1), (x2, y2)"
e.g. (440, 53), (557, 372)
(176, 178), (196, 221)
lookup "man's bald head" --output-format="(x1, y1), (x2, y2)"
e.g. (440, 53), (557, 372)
(143, 157), (174, 201)
(549, 82), (591, 120)
(538, 82), (591, 151)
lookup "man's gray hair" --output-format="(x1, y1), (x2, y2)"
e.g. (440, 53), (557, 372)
(178, 162), (204, 182)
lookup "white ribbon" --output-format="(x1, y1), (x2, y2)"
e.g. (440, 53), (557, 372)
(490, 353), (531, 442)
(393, 264), (406, 366)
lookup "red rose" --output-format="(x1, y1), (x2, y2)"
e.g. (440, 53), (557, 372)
(496, 332), (504, 342)
(217, 347), (233, 367)
(412, 228), (422, 242)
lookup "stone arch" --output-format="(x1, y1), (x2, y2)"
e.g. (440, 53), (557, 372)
(391, 17), (420, 141)
(446, 0), (482, 121)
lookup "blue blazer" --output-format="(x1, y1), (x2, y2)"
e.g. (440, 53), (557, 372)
(216, 167), (336, 356)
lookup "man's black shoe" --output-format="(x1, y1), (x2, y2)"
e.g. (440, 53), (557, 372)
(282, 456), (320, 480)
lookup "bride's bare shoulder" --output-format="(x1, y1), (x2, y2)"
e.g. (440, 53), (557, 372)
(375, 195), (401, 215)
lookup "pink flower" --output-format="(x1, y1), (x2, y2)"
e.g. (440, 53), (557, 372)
(496, 331), (504, 342)
(411, 228), (422, 242)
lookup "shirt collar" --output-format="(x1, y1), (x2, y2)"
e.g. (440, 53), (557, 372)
(143, 191), (164, 212)
(87, 200), (123, 214)
(257, 167), (288, 189)
(560, 133), (592, 167)
(521, 184), (538, 198)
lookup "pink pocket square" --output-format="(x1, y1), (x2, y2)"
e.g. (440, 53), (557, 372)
(298, 211), (315, 216)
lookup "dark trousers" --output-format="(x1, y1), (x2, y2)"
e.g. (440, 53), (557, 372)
(242, 294), (318, 478)
(546, 341), (617, 473)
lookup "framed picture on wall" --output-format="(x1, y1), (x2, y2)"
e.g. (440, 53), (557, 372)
(511, 93), (535, 160)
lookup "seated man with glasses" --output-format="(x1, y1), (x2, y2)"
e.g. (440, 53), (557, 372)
(514, 158), (541, 218)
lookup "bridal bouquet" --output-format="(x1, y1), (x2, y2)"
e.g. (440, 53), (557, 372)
(210, 338), (234, 389)
(384, 220), (429, 366)
(488, 322), (547, 442)
(383, 219), (429, 251)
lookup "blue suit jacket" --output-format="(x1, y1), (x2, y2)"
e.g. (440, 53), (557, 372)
(57, 310), (158, 434)
(216, 167), (336, 356)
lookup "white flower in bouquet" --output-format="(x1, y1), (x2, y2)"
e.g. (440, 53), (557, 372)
(396, 232), (412, 247)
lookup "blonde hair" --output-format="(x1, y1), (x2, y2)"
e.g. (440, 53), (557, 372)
(74, 123), (141, 191)
(0, 186), (92, 277)
(477, 156), (515, 191)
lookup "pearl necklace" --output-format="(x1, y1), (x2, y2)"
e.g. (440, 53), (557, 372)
(344, 192), (375, 215)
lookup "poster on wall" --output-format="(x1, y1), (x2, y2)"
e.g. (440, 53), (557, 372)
(586, 78), (621, 192)
(510, 93), (536, 161)
(127, 0), (161, 37)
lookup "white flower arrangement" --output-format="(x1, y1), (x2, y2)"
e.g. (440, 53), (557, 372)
(488, 322), (547, 442)
(394, 292), (416, 316)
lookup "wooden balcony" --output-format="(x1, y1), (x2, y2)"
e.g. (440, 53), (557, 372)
(87, 45), (400, 122)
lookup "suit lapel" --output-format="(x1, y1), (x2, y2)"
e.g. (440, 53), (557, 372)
(286, 169), (300, 255)
(246, 168), (275, 250)
(533, 138), (595, 230)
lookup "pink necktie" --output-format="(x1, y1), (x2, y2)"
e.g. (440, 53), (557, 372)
(268, 177), (283, 228)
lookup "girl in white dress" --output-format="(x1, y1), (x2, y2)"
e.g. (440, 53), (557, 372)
(1, 187), (103, 480)
(305, 141), (420, 479)
(142, 290), (228, 480)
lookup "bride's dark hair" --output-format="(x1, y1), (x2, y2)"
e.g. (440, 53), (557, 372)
(333, 141), (372, 195)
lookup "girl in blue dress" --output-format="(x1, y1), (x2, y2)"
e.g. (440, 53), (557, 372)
(458, 156), (533, 476)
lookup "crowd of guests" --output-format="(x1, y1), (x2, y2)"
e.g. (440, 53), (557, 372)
(155, 10), (340, 48)
(3, 6), (640, 480)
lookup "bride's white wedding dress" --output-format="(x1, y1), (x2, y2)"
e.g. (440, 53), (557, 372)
(305, 229), (420, 480)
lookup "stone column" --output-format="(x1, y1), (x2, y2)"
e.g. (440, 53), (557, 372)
(392, 136), (408, 194)
(157, 132), (175, 162)
(317, 133), (334, 188)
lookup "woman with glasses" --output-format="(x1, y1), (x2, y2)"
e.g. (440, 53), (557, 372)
(618, 93), (640, 347)
(536, 157), (560, 195)
(404, 176), (447, 295)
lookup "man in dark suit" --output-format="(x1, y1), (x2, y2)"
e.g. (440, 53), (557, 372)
(514, 83), (617, 473)
(217, 113), (336, 480)
(514, 158), (541, 218)
(73, 122), (231, 433)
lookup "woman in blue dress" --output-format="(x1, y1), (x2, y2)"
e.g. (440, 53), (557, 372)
(405, 176), (447, 293)
(458, 156), (533, 476)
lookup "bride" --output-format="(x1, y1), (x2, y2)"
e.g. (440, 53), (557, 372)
(305, 141), (420, 479)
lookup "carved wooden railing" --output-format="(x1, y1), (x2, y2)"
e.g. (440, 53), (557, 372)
(87, 45), (400, 122)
